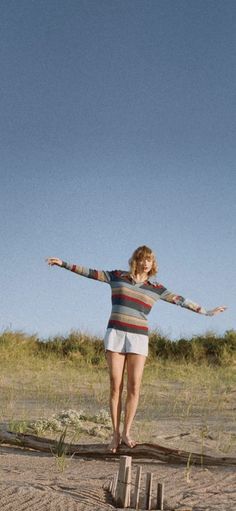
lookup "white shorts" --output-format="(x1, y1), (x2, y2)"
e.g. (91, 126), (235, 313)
(103, 328), (148, 356)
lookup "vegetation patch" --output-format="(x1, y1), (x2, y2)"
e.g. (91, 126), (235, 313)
(7, 409), (112, 438)
(0, 329), (235, 366)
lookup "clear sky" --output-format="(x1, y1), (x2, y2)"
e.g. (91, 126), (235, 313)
(1, 0), (235, 340)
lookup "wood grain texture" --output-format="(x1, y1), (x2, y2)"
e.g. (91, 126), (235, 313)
(1, 430), (236, 466)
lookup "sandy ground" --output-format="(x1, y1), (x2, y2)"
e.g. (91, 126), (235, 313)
(1, 432), (236, 511)
(1, 380), (235, 510)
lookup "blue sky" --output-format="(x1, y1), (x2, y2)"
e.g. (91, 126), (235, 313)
(1, 0), (235, 340)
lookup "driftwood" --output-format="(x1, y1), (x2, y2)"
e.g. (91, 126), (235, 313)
(0, 430), (236, 466)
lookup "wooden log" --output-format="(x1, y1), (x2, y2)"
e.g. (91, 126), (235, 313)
(0, 430), (236, 466)
(132, 465), (142, 509)
(116, 455), (132, 508)
(156, 482), (164, 511)
(145, 472), (153, 510)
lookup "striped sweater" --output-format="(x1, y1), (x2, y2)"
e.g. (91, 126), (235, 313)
(61, 262), (213, 336)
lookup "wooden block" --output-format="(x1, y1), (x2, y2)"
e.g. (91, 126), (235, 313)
(132, 465), (142, 509)
(125, 463), (131, 507)
(112, 472), (118, 498)
(156, 482), (164, 510)
(116, 455), (132, 508)
(145, 472), (153, 510)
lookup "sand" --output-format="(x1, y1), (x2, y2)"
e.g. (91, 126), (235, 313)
(1, 434), (235, 511)
(1, 369), (235, 510)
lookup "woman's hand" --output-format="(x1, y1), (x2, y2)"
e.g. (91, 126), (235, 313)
(46, 257), (63, 267)
(208, 306), (227, 316)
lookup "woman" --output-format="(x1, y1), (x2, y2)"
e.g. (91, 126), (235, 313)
(46, 245), (226, 452)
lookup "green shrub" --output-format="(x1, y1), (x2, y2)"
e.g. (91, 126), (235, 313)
(149, 329), (236, 365)
(0, 329), (235, 366)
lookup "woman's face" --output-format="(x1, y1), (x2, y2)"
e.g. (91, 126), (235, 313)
(137, 255), (153, 274)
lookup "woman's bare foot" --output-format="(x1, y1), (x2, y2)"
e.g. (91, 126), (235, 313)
(108, 433), (120, 453)
(121, 433), (136, 448)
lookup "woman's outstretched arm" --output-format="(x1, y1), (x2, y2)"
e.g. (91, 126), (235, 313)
(46, 257), (111, 283)
(157, 285), (227, 316)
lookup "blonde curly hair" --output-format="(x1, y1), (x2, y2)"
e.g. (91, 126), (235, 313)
(129, 245), (158, 278)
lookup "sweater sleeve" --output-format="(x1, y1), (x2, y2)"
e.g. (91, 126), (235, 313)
(157, 285), (214, 316)
(61, 261), (112, 284)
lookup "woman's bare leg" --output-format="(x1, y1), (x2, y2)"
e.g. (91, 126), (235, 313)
(106, 350), (126, 452)
(122, 353), (146, 447)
